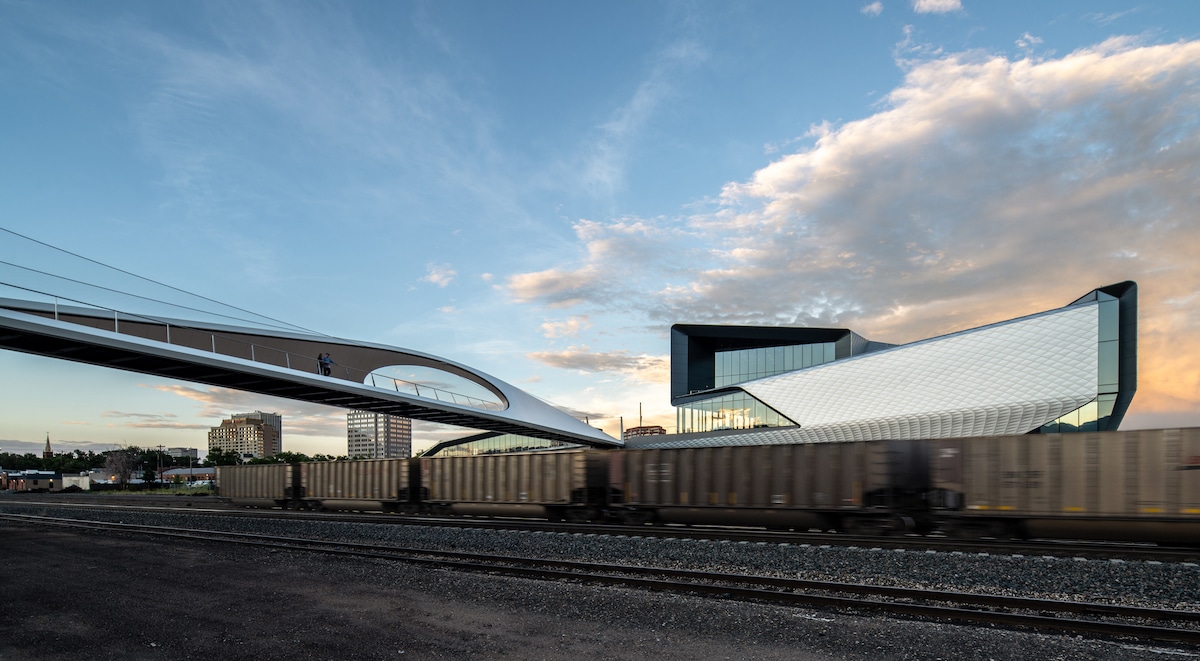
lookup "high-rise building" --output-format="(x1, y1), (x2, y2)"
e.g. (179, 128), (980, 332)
(208, 411), (282, 459)
(347, 411), (412, 459)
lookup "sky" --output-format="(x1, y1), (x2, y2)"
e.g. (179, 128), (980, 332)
(2, 0), (1199, 458)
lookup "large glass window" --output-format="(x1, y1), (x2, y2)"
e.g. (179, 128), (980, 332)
(676, 391), (796, 433)
(429, 434), (575, 457)
(713, 342), (835, 388)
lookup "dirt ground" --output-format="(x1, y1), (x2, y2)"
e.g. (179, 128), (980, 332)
(0, 522), (1179, 661)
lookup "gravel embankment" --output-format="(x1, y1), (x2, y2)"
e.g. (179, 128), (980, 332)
(5, 503), (1199, 611)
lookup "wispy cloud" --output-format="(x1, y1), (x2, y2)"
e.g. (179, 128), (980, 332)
(5, 3), (514, 269)
(1085, 10), (1140, 26)
(576, 37), (709, 200)
(862, 2), (884, 17)
(540, 315), (592, 339)
(1015, 32), (1043, 52)
(422, 264), (457, 288)
(98, 410), (209, 430)
(912, 0), (962, 14)
(527, 346), (669, 384)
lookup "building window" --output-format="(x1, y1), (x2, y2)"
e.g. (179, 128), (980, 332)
(676, 391), (795, 434)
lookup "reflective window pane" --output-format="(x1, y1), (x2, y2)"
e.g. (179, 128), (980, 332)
(1098, 340), (1119, 388)
(1098, 300), (1119, 342)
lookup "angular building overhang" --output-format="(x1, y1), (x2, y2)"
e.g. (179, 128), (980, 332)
(0, 299), (620, 448)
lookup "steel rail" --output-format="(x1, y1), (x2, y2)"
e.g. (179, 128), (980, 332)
(5, 512), (1200, 645)
(7, 496), (1200, 563)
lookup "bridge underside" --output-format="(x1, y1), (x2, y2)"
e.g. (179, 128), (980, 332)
(0, 305), (620, 448)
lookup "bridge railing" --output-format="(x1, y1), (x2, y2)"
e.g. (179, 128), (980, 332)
(0, 286), (505, 412)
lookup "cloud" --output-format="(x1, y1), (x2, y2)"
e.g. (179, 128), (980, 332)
(540, 315), (592, 339)
(862, 2), (884, 17)
(422, 264), (457, 287)
(575, 37), (709, 200)
(1086, 10), (1139, 26)
(152, 384), (346, 438)
(527, 346), (669, 384)
(98, 411), (210, 430)
(912, 0), (962, 13)
(506, 217), (691, 309)
(1015, 32), (1043, 51)
(507, 36), (1200, 422)
(5, 2), (520, 257)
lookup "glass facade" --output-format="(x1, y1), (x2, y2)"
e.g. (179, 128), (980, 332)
(1040, 293), (1121, 433)
(714, 342), (836, 388)
(347, 411), (412, 459)
(676, 391), (795, 434)
(676, 343), (825, 436)
(424, 434), (576, 457)
(676, 342), (830, 434)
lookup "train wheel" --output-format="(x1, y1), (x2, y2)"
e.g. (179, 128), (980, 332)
(620, 510), (652, 525)
(564, 509), (592, 523)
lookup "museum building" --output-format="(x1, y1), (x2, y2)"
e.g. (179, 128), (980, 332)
(634, 281), (1137, 449)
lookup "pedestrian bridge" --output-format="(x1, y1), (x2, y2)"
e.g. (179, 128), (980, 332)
(0, 298), (620, 448)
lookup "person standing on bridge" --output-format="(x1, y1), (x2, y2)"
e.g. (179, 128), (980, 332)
(318, 352), (334, 376)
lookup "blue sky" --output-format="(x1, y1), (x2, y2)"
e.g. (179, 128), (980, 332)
(2, 0), (1199, 457)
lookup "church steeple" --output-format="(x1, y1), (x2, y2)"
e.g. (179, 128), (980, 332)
(43, 433), (52, 460)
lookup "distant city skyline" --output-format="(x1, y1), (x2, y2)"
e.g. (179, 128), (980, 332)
(3, 1), (1200, 458)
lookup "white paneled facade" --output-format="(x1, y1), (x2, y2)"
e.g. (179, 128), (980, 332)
(746, 304), (1099, 441)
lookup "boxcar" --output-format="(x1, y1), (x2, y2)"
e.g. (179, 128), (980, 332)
(931, 427), (1200, 543)
(421, 449), (607, 520)
(608, 440), (931, 531)
(216, 463), (297, 508)
(300, 458), (414, 512)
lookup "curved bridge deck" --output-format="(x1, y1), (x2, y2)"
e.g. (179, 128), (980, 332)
(0, 300), (620, 448)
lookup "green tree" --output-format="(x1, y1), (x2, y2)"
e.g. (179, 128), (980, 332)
(246, 451), (311, 464)
(203, 449), (242, 466)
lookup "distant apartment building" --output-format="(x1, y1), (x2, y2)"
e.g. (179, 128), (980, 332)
(347, 411), (412, 459)
(623, 425), (667, 442)
(208, 411), (282, 459)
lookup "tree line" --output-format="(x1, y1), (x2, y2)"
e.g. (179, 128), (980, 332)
(204, 449), (347, 466)
(1, 447), (350, 474)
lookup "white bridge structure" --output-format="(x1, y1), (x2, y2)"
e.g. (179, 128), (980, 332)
(0, 298), (620, 448)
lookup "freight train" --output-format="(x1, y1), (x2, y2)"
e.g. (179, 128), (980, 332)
(216, 427), (1200, 545)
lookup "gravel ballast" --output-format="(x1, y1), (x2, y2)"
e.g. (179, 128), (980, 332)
(7, 503), (1198, 609)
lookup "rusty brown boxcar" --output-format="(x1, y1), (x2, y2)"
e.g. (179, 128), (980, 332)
(607, 440), (931, 532)
(421, 449), (607, 520)
(931, 427), (1200, 543)
(216, 463), (297, 508)
(300, 458), (414, 512)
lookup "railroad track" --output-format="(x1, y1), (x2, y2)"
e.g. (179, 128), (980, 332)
(5, 511), (1200, 645)
(6, 496), (1200, 563)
